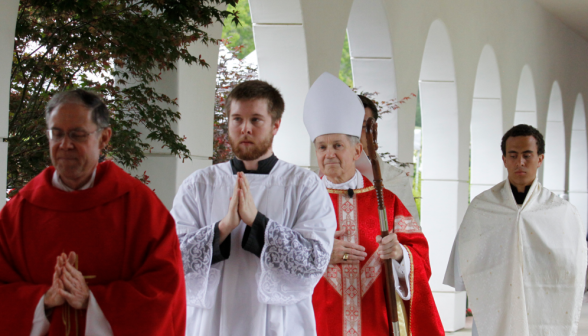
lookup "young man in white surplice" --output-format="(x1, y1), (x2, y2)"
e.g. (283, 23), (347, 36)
(445, 124), (587, 336)
(171, 80), (337, 336)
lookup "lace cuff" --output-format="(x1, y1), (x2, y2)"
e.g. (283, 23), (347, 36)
(242, 212), (269, 257)
(257, 221), (330, 305)
(179, 225), (221, 308)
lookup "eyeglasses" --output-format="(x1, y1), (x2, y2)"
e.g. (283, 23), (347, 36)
(46, 128), (102, 143)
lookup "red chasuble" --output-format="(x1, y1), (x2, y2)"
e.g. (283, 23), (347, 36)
(313, 176), (444, 336)
(0, 161), (186, 336)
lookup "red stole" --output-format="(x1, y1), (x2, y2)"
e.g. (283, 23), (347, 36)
(312, 176), (444, 336)
(0, 161), (186, 336)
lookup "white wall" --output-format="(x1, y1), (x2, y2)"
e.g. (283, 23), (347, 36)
(470, 45), (503, 200)
(347, 0), (398, 157)
(514, 65), (538, 127)
(569, 94), (588, 231)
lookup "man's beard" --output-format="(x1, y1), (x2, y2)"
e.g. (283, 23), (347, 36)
(229, 131), (274, 161)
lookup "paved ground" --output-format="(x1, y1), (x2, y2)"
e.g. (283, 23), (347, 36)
(445, 292), (588, 335)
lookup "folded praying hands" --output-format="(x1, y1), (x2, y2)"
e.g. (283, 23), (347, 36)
(44, 252), (90, 310)
(218, 172), (258, 243)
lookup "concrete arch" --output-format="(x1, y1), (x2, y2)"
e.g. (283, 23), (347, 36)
(543, 82), (566, 194)
(569, 94), (588, 231)
(347, 0), (398, 157)
(514, 65), (538, 127)
(418, 19), (466, 332)
(249, 0), (353, 168)
(470, 45), (503, 200)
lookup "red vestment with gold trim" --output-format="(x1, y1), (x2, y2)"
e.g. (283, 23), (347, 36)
(312, 176), (444, 336)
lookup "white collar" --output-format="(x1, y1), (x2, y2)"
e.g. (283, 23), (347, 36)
(52, 168), (97, 192)
(321, 169), (364, 190)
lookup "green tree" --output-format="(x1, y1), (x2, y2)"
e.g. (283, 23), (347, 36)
(10, 0), (238, 193)
(339, 33), (353, 87)
(222, 0), (254, 59)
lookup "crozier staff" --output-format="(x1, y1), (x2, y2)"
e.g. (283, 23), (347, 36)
(365, 116), (400, 336)
(445, 124), (587, 336)
(306, 72), (444, 336)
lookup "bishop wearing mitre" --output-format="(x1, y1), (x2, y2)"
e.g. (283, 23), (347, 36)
(305, 73), (444, 336)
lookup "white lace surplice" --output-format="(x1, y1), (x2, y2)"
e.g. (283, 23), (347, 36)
(171, 160), (337, 336)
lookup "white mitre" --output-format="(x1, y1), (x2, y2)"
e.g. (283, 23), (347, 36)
(303, 72), (364, 141)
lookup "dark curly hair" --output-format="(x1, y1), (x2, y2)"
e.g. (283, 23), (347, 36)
(501, 124), (545, 156)
(358, 95), (379, 120)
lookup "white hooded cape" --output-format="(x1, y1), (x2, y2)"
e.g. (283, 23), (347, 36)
(445, 179), (587, 336)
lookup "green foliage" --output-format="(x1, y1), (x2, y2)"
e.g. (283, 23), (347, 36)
(339, 33), (353, 87)
(222, 0), (254, 59)
(10, 0), (238, 192)
(412, 148), (422, 217)
(415, 90), (421, 127)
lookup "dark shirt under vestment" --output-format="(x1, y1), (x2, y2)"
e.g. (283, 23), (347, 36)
(212, 155), (279, 264)
(510, 184), (531, 205)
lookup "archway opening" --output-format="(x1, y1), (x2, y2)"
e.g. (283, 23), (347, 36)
(514, 65), (537, 127)
(418, 19), (466, 332)
(543, 82), (566, 195)
(470, 45), (503, 200)
(569, 94), (588, 231)
(347, 0), (398, 157)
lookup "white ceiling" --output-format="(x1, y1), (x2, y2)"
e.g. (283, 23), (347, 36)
(535, 0), (588, 41)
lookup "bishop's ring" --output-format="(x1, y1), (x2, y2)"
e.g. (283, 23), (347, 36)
(342, 253), (349, 261)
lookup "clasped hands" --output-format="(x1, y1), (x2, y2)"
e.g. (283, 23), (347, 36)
(329, 229), (403, 265)
(218, 172), (258, 243)
(44, 251), (90, 310)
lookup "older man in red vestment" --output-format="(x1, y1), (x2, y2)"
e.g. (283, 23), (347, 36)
(304, 73), (444, 336)
(0, 89), (186, 336)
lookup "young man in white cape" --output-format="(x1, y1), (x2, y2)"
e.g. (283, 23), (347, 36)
(444, 124), (587, 336)
(171, 80), (337, 336)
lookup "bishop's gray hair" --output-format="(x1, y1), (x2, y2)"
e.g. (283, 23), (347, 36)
(45, 89), (110, 129)
(347, 135), (360, 146)
(313, 135), (360, 146)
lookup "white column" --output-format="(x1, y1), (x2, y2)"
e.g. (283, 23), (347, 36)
(513, 65), (537, 127)
(0, 0), (19, 208)
(470, 98), (503, 199)
(419, 80), (468, 332)
(569, 95), (588, 231)
(130, 25), (222, 209)
(543, 82), (566, 195)
(347, 0), (398, 157)
(418, 20), (467, 332)
(250, 0), (353, 168)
